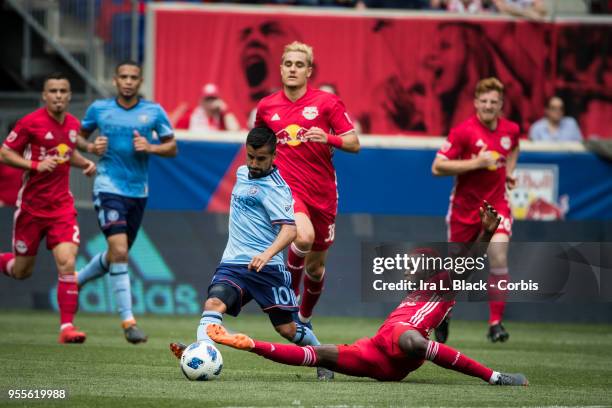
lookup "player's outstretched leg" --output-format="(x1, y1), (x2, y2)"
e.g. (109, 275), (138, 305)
(77, 250), (109, 287)
(400, 330), (527, 386)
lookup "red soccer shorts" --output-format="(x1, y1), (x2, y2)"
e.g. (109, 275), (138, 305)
(448, 206), (512, 242)
(336, 326), (425, 382)
(13, 209), (80, 256)
(293, 195), (336, 252)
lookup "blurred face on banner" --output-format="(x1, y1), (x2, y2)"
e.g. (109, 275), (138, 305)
(239, 20), (298, 100)
(427, 25), (468, 96)
(280, 51), (312, 90)
(474, 90), (503, 125)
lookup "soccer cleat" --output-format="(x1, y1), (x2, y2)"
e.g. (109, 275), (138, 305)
(493, 373), (528, 386)
(58, 326), (87, 344)
(207, 323), (254, 350)
(434, 316), (450, 344)
(123, 323), (148, 344)
(296, 312), (313, 331)
(169, 342), (187, 359)
(487, 323), (510, 343)
(317, 367), (334, 381)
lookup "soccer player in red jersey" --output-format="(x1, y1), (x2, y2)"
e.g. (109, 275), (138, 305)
(431, 78), (520, 343)
(0, 73), (96, 343)
(254, 42), (360, 327)
(208, 202), (528, 386)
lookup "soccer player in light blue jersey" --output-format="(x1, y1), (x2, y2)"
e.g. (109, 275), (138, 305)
(76, 61), (177, 343)
(169, 127), (333, 380)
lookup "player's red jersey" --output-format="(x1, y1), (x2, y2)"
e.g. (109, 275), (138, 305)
(437, 115), (520, 225)
(3, 108), (79, 218)
(377, 272), (455, 339)
(254, 86), (354, 215)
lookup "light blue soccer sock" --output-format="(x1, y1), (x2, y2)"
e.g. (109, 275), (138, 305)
(77, 251), (109, 286)
(109, 263), (134, 322)
(291, 322), (321, 346)
(196, 311), (223, 344)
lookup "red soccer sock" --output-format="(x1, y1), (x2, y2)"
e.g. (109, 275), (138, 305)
(252, 340), (318, 367)
(57, 274), (79, 326)
(287, 243), (308, 296)
(426, 340), (493, 382)
(299, 271), (324, 320)
(488, 271), (509, 325)
(0, 252), (15, 277)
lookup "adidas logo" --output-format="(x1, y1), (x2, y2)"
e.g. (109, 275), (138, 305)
(271, 113), (280, 121)
(475, 139), (485, 147)
(44, 132), (54, 140)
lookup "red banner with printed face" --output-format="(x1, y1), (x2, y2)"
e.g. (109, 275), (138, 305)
(151, 7), (611, 138)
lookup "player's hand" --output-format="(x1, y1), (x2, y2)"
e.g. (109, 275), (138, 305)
(479, 200), (501, 234)
(91, 136), (108, 156)
(214, 99), (227, 113)
(248, 252), (272, 272)
(506, 175), (517, 190)
(82, 159), (96, 177)
(475, 145), (497, 169)
(304, 127), (328, 143)
(133, 130), (150, 153)
(36, 157), (57, 172)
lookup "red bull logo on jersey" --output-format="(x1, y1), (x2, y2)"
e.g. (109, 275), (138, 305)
(47, 143), (72, 164)
(500, 136), (512, 150)
(302, 106), (318, 120)
(277, 124), (307, 147)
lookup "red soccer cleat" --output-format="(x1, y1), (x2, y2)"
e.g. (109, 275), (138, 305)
(58, 325), (87, 344)
(169, 342), (187, 359)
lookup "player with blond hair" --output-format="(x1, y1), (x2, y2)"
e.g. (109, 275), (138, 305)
(255, 42), (360, 333)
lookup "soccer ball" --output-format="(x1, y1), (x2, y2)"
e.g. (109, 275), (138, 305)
(180, 342), (223, 381)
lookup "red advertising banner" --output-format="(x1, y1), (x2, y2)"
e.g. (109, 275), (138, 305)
(150, 7), (611, 138)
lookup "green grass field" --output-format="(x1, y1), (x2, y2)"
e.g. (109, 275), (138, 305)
(1, 311), (611, 407)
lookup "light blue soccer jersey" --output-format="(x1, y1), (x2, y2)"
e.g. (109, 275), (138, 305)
(221, 165), (295, 266)
(81, 98), (174, 198)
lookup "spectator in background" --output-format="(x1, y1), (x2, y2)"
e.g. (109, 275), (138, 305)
(447, 0), (484, 13)
(174, 83), (241, 132)
(529, 96), (583, 142)
(492, 0), (547, 19)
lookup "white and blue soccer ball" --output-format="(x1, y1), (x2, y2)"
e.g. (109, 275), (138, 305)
(180, 342), (223, 381)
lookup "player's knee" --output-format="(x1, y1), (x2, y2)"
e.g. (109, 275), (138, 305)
(398, 330), (428, 358)
(55, 254), (75, 275)
(204, 297), (227, 313)
(274, 323), (296, 341)
(295, 229), (315, 249)
(108, 243), (129, 262)
(305, 262), (325, 281)
(12, 266), (33, 280)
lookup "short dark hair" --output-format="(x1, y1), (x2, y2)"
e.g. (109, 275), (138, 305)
(43, 72), (70, 88)
(115, 60), (142, 75)
(246, 127), (276, 153)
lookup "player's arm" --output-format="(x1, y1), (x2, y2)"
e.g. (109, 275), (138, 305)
(304, 128), (360, 153)
(249, 223), (297, 272)
(432, 145), (497, 176)
(0, 145), (56, 172)
(133, 131), (178, 157)
(78, 130), (108, 156)
(69, 149), (96, 176)
(505, 146), (519, 190)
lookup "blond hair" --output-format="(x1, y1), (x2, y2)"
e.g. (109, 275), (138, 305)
(281, 41), (314, 67)
(475, 77), (504, 98)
